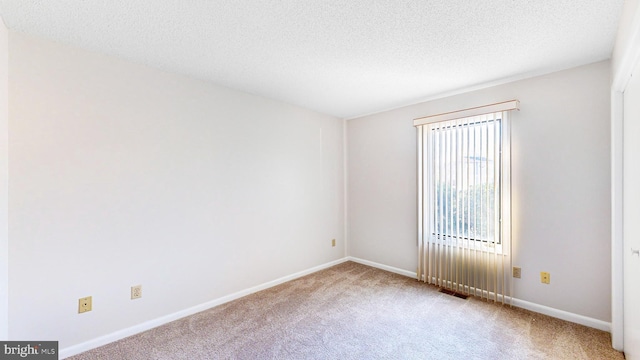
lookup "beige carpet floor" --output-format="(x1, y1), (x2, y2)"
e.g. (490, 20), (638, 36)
(69, 261), (623, 359)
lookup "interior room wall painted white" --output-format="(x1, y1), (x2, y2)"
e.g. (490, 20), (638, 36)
(613, 0), (639, 79)
(7, 32), (345, 349)
(347, 61), (612, 323)
(0, 18), (9, 341)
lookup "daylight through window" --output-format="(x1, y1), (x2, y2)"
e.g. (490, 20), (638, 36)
(414, 100), (518, 303)
(428, 115), (501, 247)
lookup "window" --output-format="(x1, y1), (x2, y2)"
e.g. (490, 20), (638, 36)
(428, 114), (501, 247)
(414, 100), (518, 302)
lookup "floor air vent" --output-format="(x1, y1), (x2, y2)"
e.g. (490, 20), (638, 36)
(439, 288), (469, 299)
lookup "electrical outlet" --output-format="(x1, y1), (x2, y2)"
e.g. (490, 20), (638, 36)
(78, 296), (92, 313)
(540, 272), (550, 284)
(331, 239), (336, 247)
(131, 285), (142, 299)
(512, 267), (521, 278)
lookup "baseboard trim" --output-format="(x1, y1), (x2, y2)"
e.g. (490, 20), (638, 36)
(346, 256), (417, 279)
(59, 257), (349, 359)
(60, 256), (611, 358)
(346, 257), (611, 333)
(511, 298), (611, 332)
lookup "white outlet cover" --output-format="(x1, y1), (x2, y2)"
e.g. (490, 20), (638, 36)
(131, 285), (142, 299)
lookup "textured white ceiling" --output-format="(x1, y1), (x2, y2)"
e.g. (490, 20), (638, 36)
(0, 1), (624, 118)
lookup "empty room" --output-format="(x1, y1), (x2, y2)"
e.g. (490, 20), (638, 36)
(1, 1), (639, 359)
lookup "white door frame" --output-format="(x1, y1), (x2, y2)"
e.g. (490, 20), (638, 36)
(611, 6), (640, 351)
(612, 89), (624, 351)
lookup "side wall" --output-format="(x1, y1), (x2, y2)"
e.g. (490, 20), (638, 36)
(8, 32), (345, 349)
(347, 61), (612, 322)
(0, 18), (8, 340)
(612, 0), (639, 81)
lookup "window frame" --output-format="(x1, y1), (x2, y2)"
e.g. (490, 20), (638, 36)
(416, 101), (516, 256)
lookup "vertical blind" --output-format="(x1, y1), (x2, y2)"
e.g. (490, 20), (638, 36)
(414, 100), (518, 303)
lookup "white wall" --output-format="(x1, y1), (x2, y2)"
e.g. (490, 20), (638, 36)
(7, 32), (344, 349)
(348, 61), (612, 322)
(612, 0), (639, 81)
(0, 18), (9, 340)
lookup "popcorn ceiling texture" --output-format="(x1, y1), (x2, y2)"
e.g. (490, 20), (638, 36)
(0, 1), (624, 118)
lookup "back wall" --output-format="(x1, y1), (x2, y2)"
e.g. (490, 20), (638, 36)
(347, 61), (612, 323)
